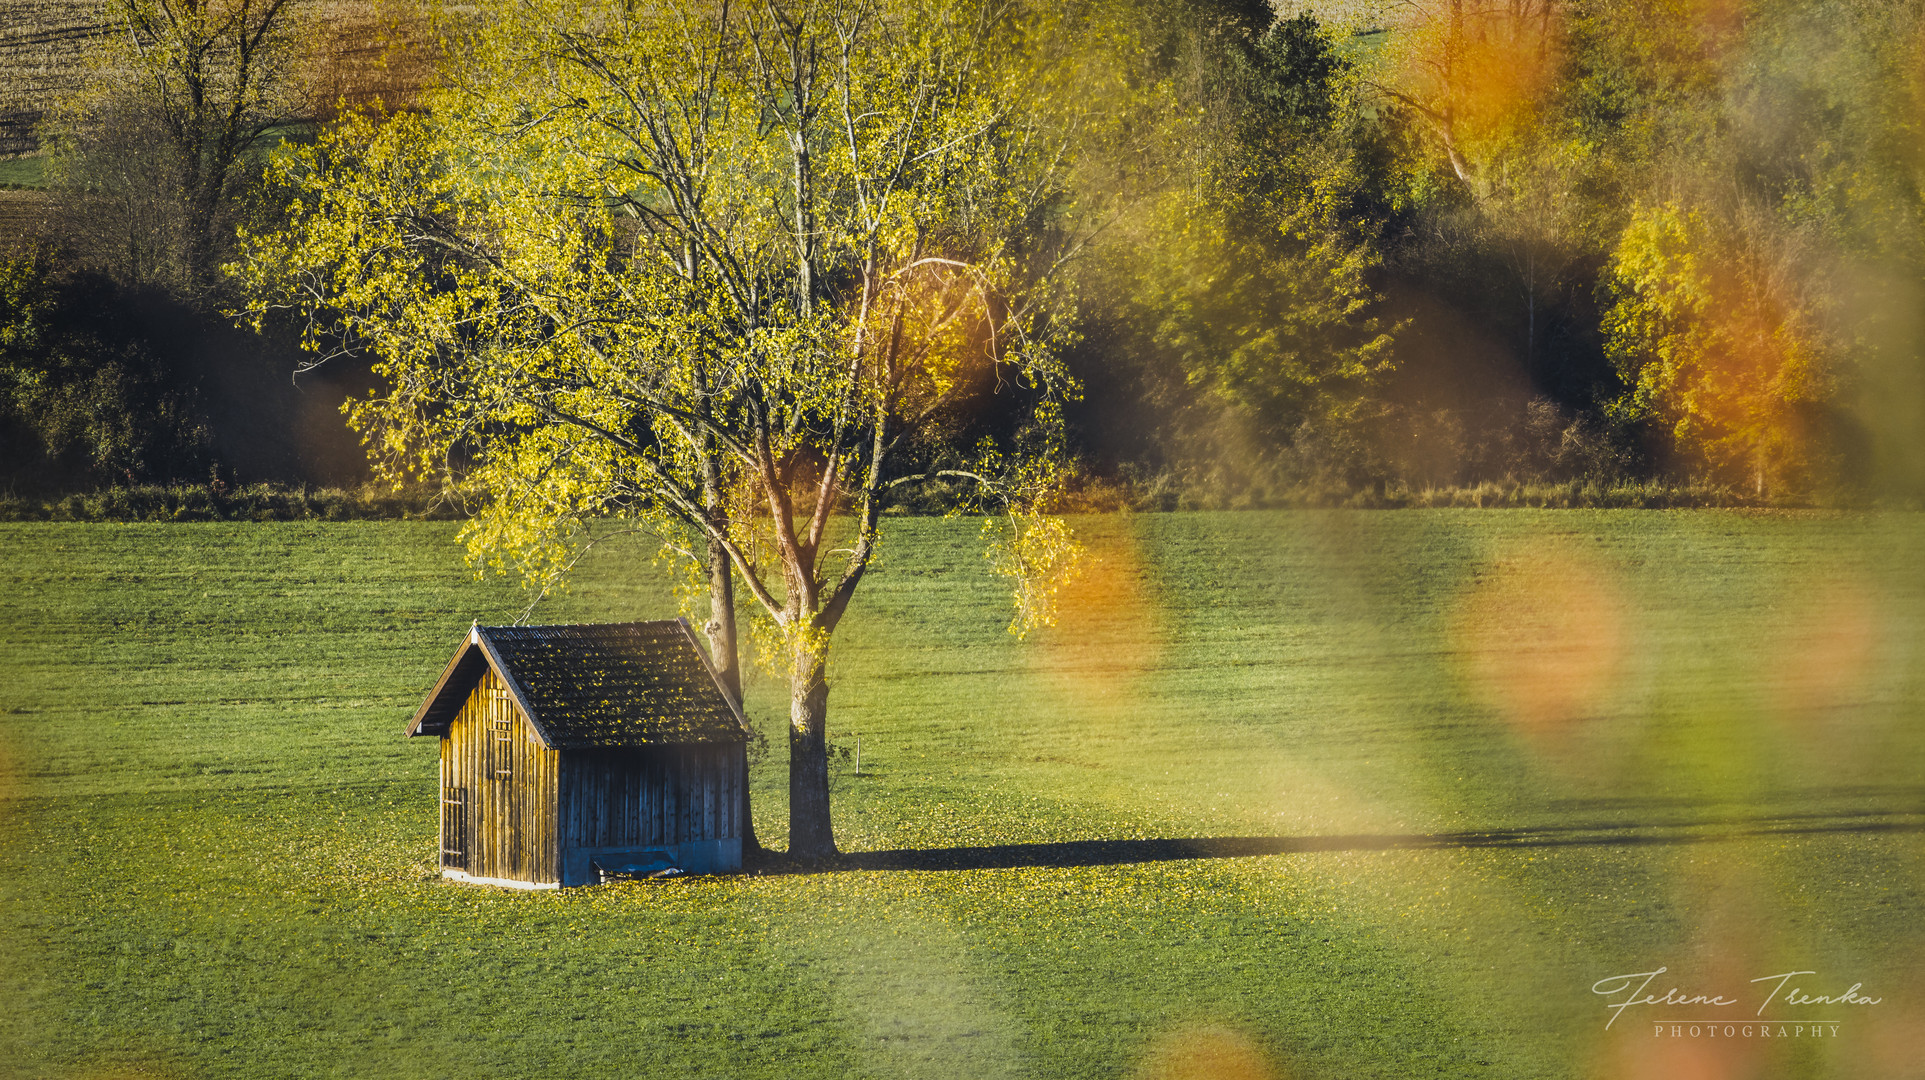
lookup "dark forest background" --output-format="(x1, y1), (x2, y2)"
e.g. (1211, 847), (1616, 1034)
(3, 0), (1923, 509)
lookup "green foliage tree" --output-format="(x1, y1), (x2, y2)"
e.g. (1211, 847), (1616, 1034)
(1178, 14), (1394, 448)
(47, 0), (305, 298)
(0, 250), (210, 485)
(235, 0), (1094, 858)
(1074, 7), (1395, 495)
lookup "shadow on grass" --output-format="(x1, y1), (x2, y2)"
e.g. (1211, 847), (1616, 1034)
(749, 807), (1925, 875)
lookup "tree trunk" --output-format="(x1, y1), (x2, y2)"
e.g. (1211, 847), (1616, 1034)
(705, 529), (762, 858)
(705, 535), (741, 700)
(787, 650), (835, 860)
(703, 456), (760, 858)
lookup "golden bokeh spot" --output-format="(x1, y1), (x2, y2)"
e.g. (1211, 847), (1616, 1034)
(1686, 0), (1747, 54)
(1448, 17), (1562, 136)
(1454, 540), (1628, 742)
(1594, 1032), (1759, 1080)
(1392, 0), (1566, 157)
(1591, 868), (1774, 1080)
(1036, 527), (1162, 705)
(1846, 946), (1925, 1078)
(1134, 1025), (1286, 1080)
(1913, 24), (1925, 175)
(1770, 576), (1881, 725)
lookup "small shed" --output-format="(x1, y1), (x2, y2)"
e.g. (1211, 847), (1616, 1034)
(406, 620), (750, 888)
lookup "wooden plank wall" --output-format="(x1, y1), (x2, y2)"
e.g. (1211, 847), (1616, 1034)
(559, 744), (740, 851)
(439, 669), (559, 882)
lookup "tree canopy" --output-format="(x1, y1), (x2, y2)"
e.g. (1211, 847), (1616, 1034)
(11, 0), (1923, 505)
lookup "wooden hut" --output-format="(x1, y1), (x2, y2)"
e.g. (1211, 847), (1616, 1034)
(406, 620), (749, 888)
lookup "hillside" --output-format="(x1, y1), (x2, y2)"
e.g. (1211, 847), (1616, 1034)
(0, 0), (432, 164)
(0, 0), (106, 159)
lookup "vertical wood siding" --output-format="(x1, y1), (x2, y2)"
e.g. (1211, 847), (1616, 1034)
(439, 669), (559, 882)
(558, 743), (740, 851)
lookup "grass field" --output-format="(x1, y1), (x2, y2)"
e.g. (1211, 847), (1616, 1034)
(1, 512), (1921, 1079)
(0, 156), (43, 188)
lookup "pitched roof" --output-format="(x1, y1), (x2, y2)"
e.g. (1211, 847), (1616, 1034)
(405, 620), (748, 748)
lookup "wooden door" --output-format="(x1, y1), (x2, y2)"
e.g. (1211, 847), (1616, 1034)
(480, 682), (518, 879)
(439, 739), (470, 871)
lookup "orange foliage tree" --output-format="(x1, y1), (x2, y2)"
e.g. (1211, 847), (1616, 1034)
(1601, 201), (1835, 493)
(1371, 0), (1564, 188)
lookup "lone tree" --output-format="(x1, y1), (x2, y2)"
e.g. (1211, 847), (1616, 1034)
(235, 0), (1095, 858)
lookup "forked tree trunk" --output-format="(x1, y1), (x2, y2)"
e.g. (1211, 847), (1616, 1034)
(787, 651), (835, 859)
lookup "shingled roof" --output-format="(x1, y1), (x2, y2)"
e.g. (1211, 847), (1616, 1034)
(405, 620), (748, 747)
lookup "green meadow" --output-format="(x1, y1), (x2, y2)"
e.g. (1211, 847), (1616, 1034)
(1, 512), (1921, 1079)
(0, 156), (43, 189)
